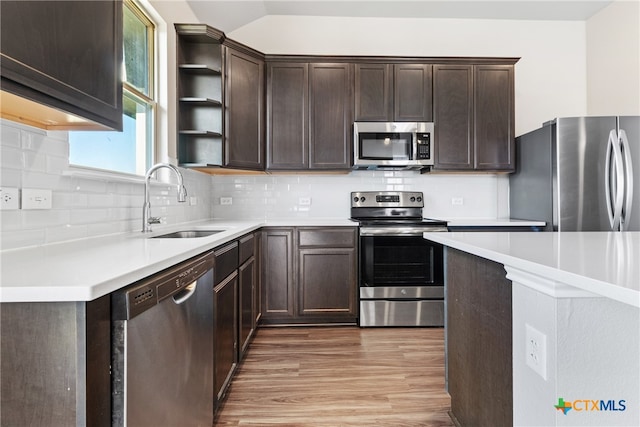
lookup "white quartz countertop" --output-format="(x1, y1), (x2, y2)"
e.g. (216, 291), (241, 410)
(423, 231), (640, 308)
(445, 218), (546, 227)
(0, 218), (356, 303)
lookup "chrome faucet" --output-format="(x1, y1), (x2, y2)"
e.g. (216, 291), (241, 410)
(142, 163), (188, 232)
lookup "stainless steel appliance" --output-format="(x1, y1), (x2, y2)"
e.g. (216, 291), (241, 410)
(353, 122), (434, 170)
(111, 252), (215, 427)
(510, 116), (639, 231)
(351, 191), (448, 327)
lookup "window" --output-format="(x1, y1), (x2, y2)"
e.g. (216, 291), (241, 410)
(69, 0), (155, 176)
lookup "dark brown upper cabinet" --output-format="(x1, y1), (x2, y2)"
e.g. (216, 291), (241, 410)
(175, 24), (225, 168)
(308, 63), (354, 169)
(433, 63), (515, 172)
(266, 62), (309, 169)
(355, 63), (432, 122)
(0, 0), (123, 130)
(267, 60), (353, 170)
(224, 42), (265, 170)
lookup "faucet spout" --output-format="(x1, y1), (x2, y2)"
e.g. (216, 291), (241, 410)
(142, 163), (188, 232)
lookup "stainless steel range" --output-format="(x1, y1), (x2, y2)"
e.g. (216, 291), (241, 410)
(351, 191), (448, 327)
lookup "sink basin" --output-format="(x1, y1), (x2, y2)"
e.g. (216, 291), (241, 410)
(151, 230), (224, 239)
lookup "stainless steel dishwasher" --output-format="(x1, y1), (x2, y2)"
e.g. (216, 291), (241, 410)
(111, 251), (215, 427)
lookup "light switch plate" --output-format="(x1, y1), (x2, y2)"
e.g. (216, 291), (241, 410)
(22, 188), (53, 210)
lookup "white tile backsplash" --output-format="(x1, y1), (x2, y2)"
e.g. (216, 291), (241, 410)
(1, 118), (510, 250)
(210, 170), (509, 221)
(0, 119), (213, 250)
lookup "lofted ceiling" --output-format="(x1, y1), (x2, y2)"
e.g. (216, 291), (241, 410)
(185, 0), (614, 32)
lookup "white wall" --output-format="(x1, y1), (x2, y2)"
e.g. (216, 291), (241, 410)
(229, 15), (589, 135)
(586, 0), (640, 115)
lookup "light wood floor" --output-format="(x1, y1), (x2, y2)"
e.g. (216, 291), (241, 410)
(215, 326), (454, 426)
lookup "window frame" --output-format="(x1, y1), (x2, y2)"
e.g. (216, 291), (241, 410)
(68, 0), (157, 177)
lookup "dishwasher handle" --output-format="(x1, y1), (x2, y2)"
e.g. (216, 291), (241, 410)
(172, 281), (197, 304)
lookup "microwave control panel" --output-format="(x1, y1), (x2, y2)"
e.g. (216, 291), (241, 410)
(416, 133), (431, 159)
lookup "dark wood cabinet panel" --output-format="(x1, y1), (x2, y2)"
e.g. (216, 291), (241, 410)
(238, 256), (256, 359)
(267, 61), (353, 170)
(266, 63), (309, 169)
(175, 24), (224, 167)
(0, 0), (122, 130)
(309, 63), (354, 169)
(225, 46), (265, 170)
(1, 297), (111, 426)
(446, 248), (512, 427)
(394, 64), (433, 122)
(260, 228), (295, 320)
(355, 63), (432, 122)
(433, 64), (474, 170)
(354, 63), (393, 121)
(474, 65), (515, 171)
(298, 248), (356, 318)
(260, 227), (358, 325)
(434, 63), (515, 171)
(214, 271), (238, 402)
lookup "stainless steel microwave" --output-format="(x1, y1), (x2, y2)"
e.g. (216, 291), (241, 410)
(353, 122), (434, 170)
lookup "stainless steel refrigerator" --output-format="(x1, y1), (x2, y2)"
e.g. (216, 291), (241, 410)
(510, 116), (639, 231)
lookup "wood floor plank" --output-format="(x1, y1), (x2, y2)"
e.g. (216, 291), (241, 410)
(215, 326), (454, 426)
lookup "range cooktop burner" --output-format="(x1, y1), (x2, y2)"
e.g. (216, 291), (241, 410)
(350, 191), (448, 229)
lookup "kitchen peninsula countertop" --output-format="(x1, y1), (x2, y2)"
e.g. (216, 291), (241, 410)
(0, 218), (356, 303)
(444, 218), (545, 228)
(423, 231), (640, 307)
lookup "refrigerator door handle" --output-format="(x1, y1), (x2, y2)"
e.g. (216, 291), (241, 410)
(619, 129), (634, 231)
(605, 129), (624, 230)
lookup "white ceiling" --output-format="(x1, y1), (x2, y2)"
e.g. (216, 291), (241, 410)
(185, 0), (615, 32)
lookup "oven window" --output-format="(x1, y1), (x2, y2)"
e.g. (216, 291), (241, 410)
(361, 236), (443, 287)
(358, 132), (412, 160)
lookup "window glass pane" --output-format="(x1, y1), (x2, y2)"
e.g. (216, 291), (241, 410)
(69, 92), (152, 175)
(123, 4), (150, 96)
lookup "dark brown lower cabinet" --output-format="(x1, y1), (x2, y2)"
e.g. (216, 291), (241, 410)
(238, 233), (258, 359)
(446, 248), (513, 426)
(214, 270), (238, 402)
(213, 241), (239, 404)
(261, 227), (357, 325)
(0, 296), (111, 427)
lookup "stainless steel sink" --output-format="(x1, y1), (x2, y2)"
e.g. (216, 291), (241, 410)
(151, 230), (224, 239)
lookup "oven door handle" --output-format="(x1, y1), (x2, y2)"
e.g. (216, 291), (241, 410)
(359, 226), (448, 236)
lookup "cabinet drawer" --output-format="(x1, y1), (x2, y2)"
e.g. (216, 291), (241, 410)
(214, 241), (239, 285)
(297, 228), (356, 248)
(238, 233), (254, 265)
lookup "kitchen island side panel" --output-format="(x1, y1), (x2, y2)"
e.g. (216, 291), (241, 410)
(446, 247), (513, 426)
(0, 296), (111, 427)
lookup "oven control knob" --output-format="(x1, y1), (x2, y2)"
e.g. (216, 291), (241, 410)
(417, 196), (422, 202)
(360, 197), (366, 202)
(410, 196), (416, 202)
(353, 196), (359, 203)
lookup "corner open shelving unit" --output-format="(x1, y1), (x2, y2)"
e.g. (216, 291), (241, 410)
(175, 24), (225, 168)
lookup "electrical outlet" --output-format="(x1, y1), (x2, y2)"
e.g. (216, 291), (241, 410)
(0, 187), (20, 210)
(21, 188), (52, 210)
(220, 197), (232, 205)
(451, 197), (464, 206)
(299, 197), (311, 206)
(525, 323), (547, 380)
